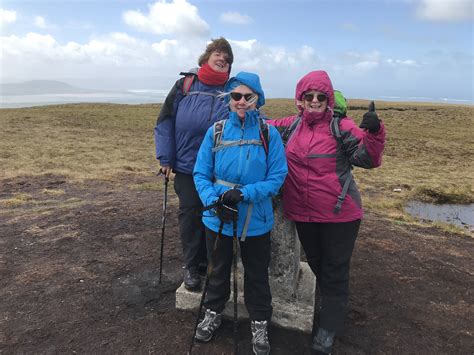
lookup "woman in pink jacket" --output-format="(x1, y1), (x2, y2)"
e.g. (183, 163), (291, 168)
(269, 70), (385, 354)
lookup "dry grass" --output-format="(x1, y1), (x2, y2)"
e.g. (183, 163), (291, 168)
(1, 100), (473, 233)
(0, 103), (160, 180)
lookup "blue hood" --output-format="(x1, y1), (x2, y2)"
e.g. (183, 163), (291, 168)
(224, 71), (265, 108)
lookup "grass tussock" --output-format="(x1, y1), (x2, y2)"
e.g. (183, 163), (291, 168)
(130, 182), (164, 191)
(41, 188), (66, 196)
(0, 193), (34, 207)
(1, 100), (473, 233)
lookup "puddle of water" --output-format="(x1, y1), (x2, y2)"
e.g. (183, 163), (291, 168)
(405, 201), (474, 232)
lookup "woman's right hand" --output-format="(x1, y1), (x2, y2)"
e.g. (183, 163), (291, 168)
(159, 166), (172, 178)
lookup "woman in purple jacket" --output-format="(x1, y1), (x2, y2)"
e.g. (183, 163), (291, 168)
(154, 38), (233, 291)
(269, 70), (385, 354)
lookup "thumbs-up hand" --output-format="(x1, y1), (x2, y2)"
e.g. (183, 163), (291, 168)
(359, 100), (381, 133)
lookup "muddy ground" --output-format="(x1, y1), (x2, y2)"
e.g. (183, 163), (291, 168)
(0, 174), (472, 354)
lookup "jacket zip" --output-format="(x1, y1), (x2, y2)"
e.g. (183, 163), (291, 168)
(207, 96), (216, 122)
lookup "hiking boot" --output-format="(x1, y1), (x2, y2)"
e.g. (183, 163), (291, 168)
(311, 328), (336, 354)
(251, 320), (270, 355)
(184, 266), (201, 291)
(195, 309), (222, 343)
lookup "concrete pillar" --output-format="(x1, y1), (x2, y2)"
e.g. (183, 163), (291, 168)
(175, 201), (315, 333)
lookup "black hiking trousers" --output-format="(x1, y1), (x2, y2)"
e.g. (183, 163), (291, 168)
(203, 227), (272, 321)
(173, 172), (207, 270)
(296, 219), (361, 333)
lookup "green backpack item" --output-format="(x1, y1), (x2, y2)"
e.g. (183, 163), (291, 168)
(333, 89), (347, 117)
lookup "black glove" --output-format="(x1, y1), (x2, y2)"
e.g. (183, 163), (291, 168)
(359, 101), (381, 133)
(216, 203), (239, 223)
(220, 188), (243, 206)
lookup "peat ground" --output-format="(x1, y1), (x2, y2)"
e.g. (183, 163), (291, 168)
(1, 174), (472, 354)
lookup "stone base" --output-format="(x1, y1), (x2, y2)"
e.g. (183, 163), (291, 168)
(175, 261), (315, 333)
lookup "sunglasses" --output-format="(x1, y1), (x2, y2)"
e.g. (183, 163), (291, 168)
(304, 93), (328, 103)
(230, 92), (257, 102)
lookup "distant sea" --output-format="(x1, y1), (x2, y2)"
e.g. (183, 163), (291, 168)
(0, 90), (168, 108)
(0, 91), (472, 108)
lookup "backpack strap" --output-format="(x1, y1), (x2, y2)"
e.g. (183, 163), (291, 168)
(258, 117), (270, 156)
(330, 115), (353, 214)
(181, 71), (219, 98)
(213, 119), (227, 151)
(182, 75), (195, 96)
(281, 115), (302, 147)
(330, 115), (345, 149)
(212, 117), (269, 154)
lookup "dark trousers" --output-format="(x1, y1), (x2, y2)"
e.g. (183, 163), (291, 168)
(204, 227), (272, 321)
(173, 172), (207, 269)
(296, 220), (361, 333)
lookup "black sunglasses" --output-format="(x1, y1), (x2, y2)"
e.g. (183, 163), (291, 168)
(304, 93), (328, 103)
(230, 92), (257, 102)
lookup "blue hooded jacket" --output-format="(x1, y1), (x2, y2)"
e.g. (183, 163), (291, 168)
(193, 72), (288, 238)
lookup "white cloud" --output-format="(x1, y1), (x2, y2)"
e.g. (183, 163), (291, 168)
(416, 0), (474, 22)
(219, 12), (253, 25)
(34, 16), (47, 29)
(0, 8), (16, 26)
(354, 61), (379, 70)
(122, 0), (209, 37)
(386, 58), (419, 66)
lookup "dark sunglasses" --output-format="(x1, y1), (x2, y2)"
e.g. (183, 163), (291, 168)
(230, 92), (257, 102)
(304, 93), (328, 103)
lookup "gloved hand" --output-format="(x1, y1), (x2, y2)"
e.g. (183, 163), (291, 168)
(216, 203), (239, 223)
(359, 101), (381, 133)
(220, 188), (243, 206)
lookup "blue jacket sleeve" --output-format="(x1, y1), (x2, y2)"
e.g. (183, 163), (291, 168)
(193, 126), (220, 207)
(240, 125), (288, 203)
(154, 79), (183, 167)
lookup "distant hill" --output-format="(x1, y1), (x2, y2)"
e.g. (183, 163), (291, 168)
(0, 80), (97, 95)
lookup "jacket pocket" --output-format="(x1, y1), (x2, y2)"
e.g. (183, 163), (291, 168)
(307, 153), (337, 176)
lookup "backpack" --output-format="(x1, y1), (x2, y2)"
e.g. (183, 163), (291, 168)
(212, 117), (270, 157)
(182, 74), (195, 96)
(333, 89), (347, 118)
(180, 69), (218, 98)
(280, 89), (352, 214)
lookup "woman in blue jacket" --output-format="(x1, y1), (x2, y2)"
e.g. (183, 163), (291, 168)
(154, 38), (233, 291)
(193, 72), (288, 355)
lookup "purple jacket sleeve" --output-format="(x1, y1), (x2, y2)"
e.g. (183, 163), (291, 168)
(154, 79), (183, 167)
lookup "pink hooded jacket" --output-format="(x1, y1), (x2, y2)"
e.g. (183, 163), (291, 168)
(269, 70), (385, 222)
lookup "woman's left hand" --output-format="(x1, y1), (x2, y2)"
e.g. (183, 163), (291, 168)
(359, 111), (381, 133)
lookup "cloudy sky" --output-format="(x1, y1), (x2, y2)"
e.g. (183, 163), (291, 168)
(1, 0), (473, 103)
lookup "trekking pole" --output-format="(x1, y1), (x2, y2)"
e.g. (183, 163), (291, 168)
(158, 174), (169, 284)
(188, 221), (224, 355)
(232, 219), (239, 355)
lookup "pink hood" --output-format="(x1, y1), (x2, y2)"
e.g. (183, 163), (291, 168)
(295, 70), (335, 114)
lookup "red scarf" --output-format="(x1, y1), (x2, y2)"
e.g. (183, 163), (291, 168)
(198, 63), (228, 86)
